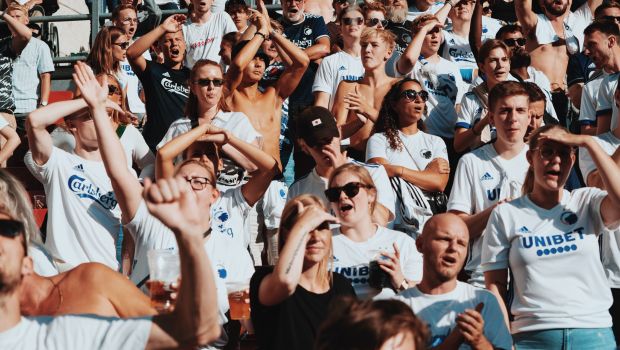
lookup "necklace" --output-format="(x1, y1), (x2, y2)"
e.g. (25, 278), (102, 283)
(47, 278), (64, 314)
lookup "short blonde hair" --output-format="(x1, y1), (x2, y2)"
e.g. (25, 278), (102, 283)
(361, 28), (396, 52)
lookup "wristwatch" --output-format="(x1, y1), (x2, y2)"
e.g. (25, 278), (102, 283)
(39, 101), (48, 107)
(397, 279), (410, 292)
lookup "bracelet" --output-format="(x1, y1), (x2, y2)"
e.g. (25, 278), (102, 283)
(255, 32), (268, 41)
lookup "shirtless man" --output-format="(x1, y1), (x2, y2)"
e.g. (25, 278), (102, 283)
(304, 0), (335, 22)
(226, 9), (309, 171)
(19, 263), (156, 318)
(332, 28), (397, 161)
(516, 0), (601, 123)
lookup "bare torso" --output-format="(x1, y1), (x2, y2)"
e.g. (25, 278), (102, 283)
(527, 19), (570, 89)
(228, 88), (283, 170)
(304, 0), (335, 23)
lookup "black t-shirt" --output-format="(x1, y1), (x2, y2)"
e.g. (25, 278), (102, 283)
(0, 36), (16, 113)
(136, 60), (190, 151)
(281, 14), (329, 107)
(567, 52), (597, 88)
(386, 20), (413, 57)
(250, 267), (355, 350)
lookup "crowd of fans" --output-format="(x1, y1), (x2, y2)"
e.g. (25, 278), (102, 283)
(1, 0), (620, 349)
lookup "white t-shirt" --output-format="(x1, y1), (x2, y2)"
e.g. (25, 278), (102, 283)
(333, 225), (422, 299)
(595, 72), (619, 131)
(24, 148), (122, 271)
(287, 159), (396, 221)
(392, 281), (512, 349)
(366, 130), (448, 171)
(579, 71), (606, 127)
(156, 111), (262, 150)
(447, 143), (529, 287)
(182, 13), (237, 68)
(518, 67), (559, 121)
(406, 2), (444, 21)
(311, 51), (364, 110)
(394, 57), (465, 138)
(119, 58), (146, 114)
(578, 131), (620, 288)
(482, 188), (614, 333)
(0, 316), (151, 350)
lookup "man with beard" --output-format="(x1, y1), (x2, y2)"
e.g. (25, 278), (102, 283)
(516, 0), (601, 125)
(127, 15), (191, 151)
(389, 214), (512, 350)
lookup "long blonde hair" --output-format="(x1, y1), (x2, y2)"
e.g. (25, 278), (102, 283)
(522, 124), (569, 195)
(278, 194), (333, 286)
(0, 170), (43, 247)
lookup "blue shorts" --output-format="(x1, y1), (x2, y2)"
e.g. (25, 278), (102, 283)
(514, 327), (616, 350)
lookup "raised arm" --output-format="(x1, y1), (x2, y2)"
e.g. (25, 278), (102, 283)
(515, 0), (538, 36)
(0, 122), (19, 164)
(144, 177), (220, 349)
(469, 0), (484, 63)
(395, 20), (441, 76)
(156, 122), (213, 179)
(258, 204), (337, 306)
(270, 28), (310, 100)
(128, 14), (186, 73)
(586, 143), (620, 189)
(2, 10), (31, 54)
(73, 61), (144, 224)
(26, 98), (89, 165)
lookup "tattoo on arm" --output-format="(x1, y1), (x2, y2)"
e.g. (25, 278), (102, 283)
(285, 232), (309, 274)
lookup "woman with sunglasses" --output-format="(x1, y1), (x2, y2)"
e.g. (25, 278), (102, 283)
(86, 26), (129, 79)
(157, 59), (261, 186)
(250, 194), (355, 350)
(313, 5), (365, 110)
(332, 27), (397, 161)
(363, 2), (388, 30)
(482, 124), (620, 349)
(368, 77), (449, 191)
(327, 163), (422, 299)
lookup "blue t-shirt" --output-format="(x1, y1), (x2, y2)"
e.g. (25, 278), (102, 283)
(280, 14), (329, 107)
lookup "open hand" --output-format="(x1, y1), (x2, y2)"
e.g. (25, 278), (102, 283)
(73, 61), (107, 109)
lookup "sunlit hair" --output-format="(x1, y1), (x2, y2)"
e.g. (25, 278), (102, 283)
(327, 164), (377, 214)
(478, 39), (511, 65)
(0, 170), (42, 253)
(86, 26), (126, 75)
(185, 59), (231, 123)
(278, 194), (333, 285)
(362, 2), (387, 18)
(315, 298), (429, 350)
(338, 5), (364, 23)
(523, 81), (546, 105)
(375, 78), (425, 151)
(7, 3), (28, 16)
(360, 27), (396, 52)
(410, 14), (438, 35)
(522, 124), (569, 195)
(488, 81), (529, 113)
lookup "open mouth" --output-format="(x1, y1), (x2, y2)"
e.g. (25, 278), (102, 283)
(546, 169), (561, 177)
(442, 255), (457, 265)
(289, 8), (299, 14)
(170, 48), (180, 56)
(339, 204), (353, 214)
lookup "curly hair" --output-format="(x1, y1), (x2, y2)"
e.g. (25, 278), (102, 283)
(374, 78), (425, 152)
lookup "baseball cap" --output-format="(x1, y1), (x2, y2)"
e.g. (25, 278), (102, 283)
(231, 40), (270, 66)
(296, 106), (340, 147)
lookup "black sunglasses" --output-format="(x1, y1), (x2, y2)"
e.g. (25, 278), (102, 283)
(603, 15), (620, 23)
(366, 18), (389, 28)
(193, 78), (224, 87)
(342, 17), (364, 26)
(114, 42), (130, 50)
(325, 182), (372, 202)
(400, 89), (429, 102)
(503, 38), (526, 47)
(0, 219), (25, 238)
(108, 84), (121, 96)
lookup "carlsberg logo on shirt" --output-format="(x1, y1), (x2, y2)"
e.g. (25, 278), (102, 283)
(68, 175), (118, 210)
(160, 78), (189, 98)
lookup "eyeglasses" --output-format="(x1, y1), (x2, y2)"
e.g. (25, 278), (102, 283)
(366, 18), (388, 28)
(193, 78), (224, 87)
(503, 38), (526, 47)
(602, 15), (620, 23)
(400, 89), (429, 102)
(342, 17), (364, 26)
(185, 177), (212, 191)
(324, 182), (372, 202)
(121, 18), (139, 25)
(533, 145), (575, 160)
(114, 42), (130, 50)
(0, 219), (25, 238)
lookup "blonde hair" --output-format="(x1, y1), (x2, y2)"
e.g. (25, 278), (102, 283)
(278, 194), (333, 286)
(522, 124), (569, 195)
(0, 170), (42, 248)
(327, 164), (377, 214)
(361, 27), (396, 52)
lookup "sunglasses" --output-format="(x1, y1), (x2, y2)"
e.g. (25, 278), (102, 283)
(193, 78), (224, 87)
(185, 177), (213, 191)
(0, 219), (25, 238)
(533, 146), (575, 160)
(602, 15), (620, 23)
(400, 89), (429, 102)
(114, 41), (130, 50)
(324, 182), (372, 202)
(366, 18), (388, 27)
(108, 84), (121, 96)
(342, 17), (364, 26)
(503, 38), (526, 47)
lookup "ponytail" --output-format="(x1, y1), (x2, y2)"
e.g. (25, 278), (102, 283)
(521, 166), (534, 195)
